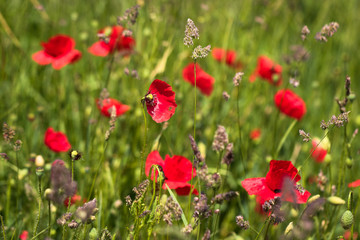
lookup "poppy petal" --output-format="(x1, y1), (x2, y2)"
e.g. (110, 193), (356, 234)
(241, 177), (276, 202)
(96, 98), (130, 117)
(274, 89), (306, 120)
(182, 63), (214, 96)
(32, 50), (53, 65)
(163, 155), (195, 182)
(88, 41), (111, 57)
(44, 127), (71, 152)
(348, 179), (360, 188)
(51, 49), (82, 70)
(265, 160), (301, 191)
(145, 150), (165, 179)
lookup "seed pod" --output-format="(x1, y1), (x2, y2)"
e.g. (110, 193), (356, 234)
(285, 222), (293, 235)
(308, 194), (320, 204)
(341, 210), (353, 230)
(328, 196), (345, 205)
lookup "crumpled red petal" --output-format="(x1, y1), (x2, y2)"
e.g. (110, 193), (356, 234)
(163, 155), (195, 182)
(88, 41), (111, 57)
(96, 98), (130, 117)
(265, 160), (301, 191)
(348, 179), (360, 188)
(251, 56), (282, 85)
(32, 50), (53, 65)
(182, 63), (215, 96)
(145, 150), (165, 180)
(242, 177), (277, 201)
(52, 49), (82, 70)
(44, 128), (71, 152)
(274, 89), (306, 120)
(146, 79), (177, 123)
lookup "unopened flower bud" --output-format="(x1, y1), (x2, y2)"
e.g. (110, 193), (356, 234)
(328, 196), (345, 205)
(36, 167), (44, 177)
(44, 188), (53, 200)
(346, 158), (353, 169)
(341, 210), (353, 229)
(308, 194), (320, 204)
(284, 222), (293, 235)
(35, 155), (45, 167)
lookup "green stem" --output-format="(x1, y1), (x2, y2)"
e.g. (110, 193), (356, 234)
(140, 103), (148, 182)
(104, 54), (115, 89)
(30, 226), (50, 240)
(88, 141), (108, 200)
(48, 201), (51, 237)
(263, 218), (271, 240)
(0, 215), (6, 240)
(254, 217), (270, 240)
(236, 84), (244, 161)
(274, 119), (297, 159)
(33, 176), (42, 239)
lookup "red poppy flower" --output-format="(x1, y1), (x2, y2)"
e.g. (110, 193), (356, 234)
(19, 230), (29, 240)
(182, 63), (215, 96)
(32, 35), (81, 70)
(274, 89), (306, 120)
(212, 48), (242, 68)
(242, 160), (311, 204)
(310, 138), (329, 163)
(250, 128), (261, 140)
(348, 179), (360, 188)
(341, 231), (358, 240)
(145, 150), (198, 196)
(249, 56), (282, 85)
(64, 194), (84, 207)
(88, 26), (135, 57)
(96, 98), (130, 117)
(44, 128), (71, 152)
(143, 79), (177, 123)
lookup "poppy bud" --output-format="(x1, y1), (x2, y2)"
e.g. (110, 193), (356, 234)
(35, 155), (45, 167)
(89, 228), (98, 240)
(346, 158), (353, 169)
(348, 93), (356, 102)
(44, 188), (53, 200)
(36, 167), (44, 177)
(308, 194), (320, 204)
(284, 222), (293, 235)
(328, 196), (345, 205)
(341, 210), (353, 230)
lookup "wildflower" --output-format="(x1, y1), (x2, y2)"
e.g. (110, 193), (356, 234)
(250, 56), (282, 85)
(182, 63), (215, 96)
(189, 134), (205, 167)
(202, 229), (211, 240)
(310, 137), (330, 163)
(0, 153), (9, 161)
(315, 22), (339, 42)
(289, 77), (300, 87)
(274, 89), (306, 120)
(241, 160), (311, 204)
(250, 128), (261, 141)
(48, 160), (77, 204)
(145, 150), (197, 196)
(299, 130), (311, 142)
(211, 191), (239, 204)
(301, 25), (310, 41)
(96, 98), (130, 117)
(222, 91), (230, 101)
(192, 45), (211, 59)
(236, 216), (249, 230)
(193, 194), (212, 218)
(19, 230), (29, 240)
(88, 26), (135, 57)
(143, 79), (177, 123)
(32, 35), (81, 70)
(212, 48), (242, 68)
(341, 230), (358, 240)
(222, 143), (234, 165)
(2, 122), (15, 143)
(233, 72), (244, 86)
(117, 5), (140, 26)
(75, 198), (97, 223)
(44, 128), (71, 152)
(212, 125), (228, 151)
(348, 179), (360, 188)
(184, 18), (199, 47)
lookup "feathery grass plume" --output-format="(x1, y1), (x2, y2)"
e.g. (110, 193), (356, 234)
(163, 196), (182, 225)
(99, 228), (112, 240)
(193, 194), (212, 219)
(233, 72), (244, 86)
(316, 170), (327, 191)
(285, 45), (310, 63)
(211, 191), (239, 204)
(222, 143), (234, 165)
(205, 172), (221, 188)
(75, 198), (97, 223)
(182, 224), (193, 234)
(189, 134), (205, 168)
(49, 160), (77, 204)
(222, 91), (230, 101)
(184, 18), (199, 47)
(2, 122), (15, 143)
(117, 5), (140, 27)
(212, 125), (229, 151)
(270, 197), (285, 225)
(0, 153), (8, 160)
(202, 229), (211, 240)
(13, 139), (22, 151)
(133, 179), (150, 200)
(98, 88), (110, 108)
(56, 212), (72, 226)
(192, 45), (211, 59)
(289, 77), (300, 87)
(67, 220), (79, 229)
(299, 129), (311, 142)
(235, 215), (249, 230)
(315, 22), (339, 42)
(320, 111), (351, 130)
(105, 106), (116, 141)
(336, 75), (352, 113)
(301, 25), (310, 40)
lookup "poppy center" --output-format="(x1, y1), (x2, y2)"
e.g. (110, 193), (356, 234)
(144, 93), (156, 106)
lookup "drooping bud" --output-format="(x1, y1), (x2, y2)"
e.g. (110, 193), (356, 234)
(341, 210), (353, 230)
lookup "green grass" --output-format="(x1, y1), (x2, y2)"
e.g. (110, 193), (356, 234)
(1, 0), (360, 239)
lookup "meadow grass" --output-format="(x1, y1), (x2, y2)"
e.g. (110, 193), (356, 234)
(1, 0), (360, 239)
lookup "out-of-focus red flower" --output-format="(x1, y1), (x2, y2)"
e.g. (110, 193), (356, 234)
(341, 230), (358, 240)
(250, 128), (261, 140)
(44, 128), (71, 152)
(348, 179), (360, 188)
(145, 150), (198, 196)
(274, 89), (306, 120)
(242, 160), (311, 204)
(19, 230), (29, 240)
(143, 79), (177, 123)
(88, 26), (135, 57)
(212, 48), (242, 68)
(250, 56), (282, 85)
(64, 194), (84, 207)
(51, 159), (65, 166)
(310, 137), (329, 163)
(32, 35), (81, 70)
(182, 63), (215, 96)
(96, 98), (130, 117)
